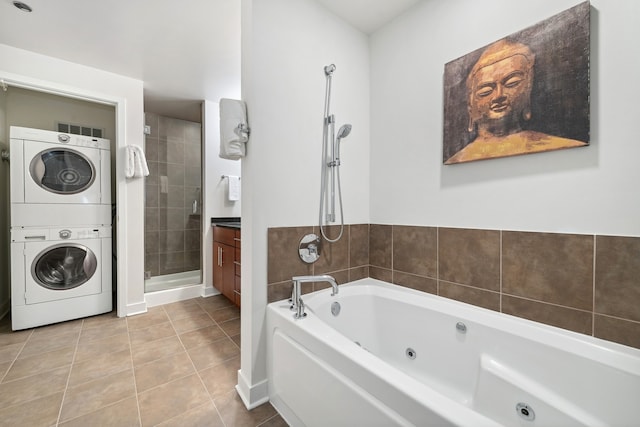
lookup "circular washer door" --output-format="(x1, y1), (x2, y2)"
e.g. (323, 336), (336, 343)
(31, 243), (98, 290)
(29, 148), (96, 194)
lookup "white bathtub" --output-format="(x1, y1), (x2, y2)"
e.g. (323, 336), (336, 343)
(266, 278), (640, 427)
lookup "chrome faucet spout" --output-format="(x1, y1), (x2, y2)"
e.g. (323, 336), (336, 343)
(290, 274), (339, 319)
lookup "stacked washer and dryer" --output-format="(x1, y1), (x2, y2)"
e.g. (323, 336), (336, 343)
(9, 126), (112, 330)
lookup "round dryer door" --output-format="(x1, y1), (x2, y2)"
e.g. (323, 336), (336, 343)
(31, 244), (98, 290)
(29, 148), (96, 194)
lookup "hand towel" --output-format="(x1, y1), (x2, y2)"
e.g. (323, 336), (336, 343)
(219, 98), (249, 160)
(125, 145), (150, 178)
(227, 175), (241, 201)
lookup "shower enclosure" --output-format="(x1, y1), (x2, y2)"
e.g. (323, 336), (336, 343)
(143, 112), (202, 292)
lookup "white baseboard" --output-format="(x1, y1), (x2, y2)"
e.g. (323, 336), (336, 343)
(236, 369), (269, 410)
(144, 284), (203, 308)
(126, 300), (147, 316)
(201, 285), (221, 298)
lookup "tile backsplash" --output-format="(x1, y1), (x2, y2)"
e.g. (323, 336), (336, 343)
(267, 224), (640, 349)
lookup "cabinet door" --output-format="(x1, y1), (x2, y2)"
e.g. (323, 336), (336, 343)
(220, 242), (236, 302)
(213, 241), (224, 293)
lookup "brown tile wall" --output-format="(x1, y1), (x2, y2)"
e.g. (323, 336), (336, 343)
(267, 225), (369, 303)
(266, 224), (640, 350)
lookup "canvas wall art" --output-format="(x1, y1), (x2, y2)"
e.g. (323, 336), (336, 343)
(443, 2), (590, 165)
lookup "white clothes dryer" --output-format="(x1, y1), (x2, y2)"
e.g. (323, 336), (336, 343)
(10, 225), (112, 330)
(10, 126), (111, 227)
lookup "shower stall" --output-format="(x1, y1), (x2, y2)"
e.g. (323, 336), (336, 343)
(143, 112), (202, 293)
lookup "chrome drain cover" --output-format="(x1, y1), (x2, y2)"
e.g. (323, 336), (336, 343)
(516, 403), (535, 421)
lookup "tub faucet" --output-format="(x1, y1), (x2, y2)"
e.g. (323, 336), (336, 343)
(290, 275), (339, 319)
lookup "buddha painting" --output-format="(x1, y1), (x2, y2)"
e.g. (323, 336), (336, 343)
(442, 2), (590, 165)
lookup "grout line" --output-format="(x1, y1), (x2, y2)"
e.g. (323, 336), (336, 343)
(125, 314), (144, 427)
(500, 291), (594, 314)
(55, 319), (84, 427)
(185, 308), (231, 426)
(0, 329), (33, 385)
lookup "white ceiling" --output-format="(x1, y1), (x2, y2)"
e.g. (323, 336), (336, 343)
(0, 0), (419, 122)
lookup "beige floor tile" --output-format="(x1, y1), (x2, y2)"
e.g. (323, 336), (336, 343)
(156, 402), (225, 427)
(129, 321), (176, 347)
(31, 318), (83, 338)
(258, 414), (289, 427)
(134, 351), (195, 393)
(231, 334), (241, 348)
(0, 361), (10, 381)
(68, 348), (132, 387)
(138, 374), (210, 427)
(199, 356), (240, 399)
(0, 329), (32, 347)
(79, 319), (128, 344)
(60, 369), (136, 422)
(131, 335), (184, 367)
(127, 307), (170, 331)
(82, 310), (120, 329)
(0, 391), (64, 427)
(163, 299), (205, 322)
(3, 346), (75, 382)
(208, 306), (240, 323)
(0, 365), (69, 409)
(186, 337), (240, 371)
(75, 332), (130, 362)
(197, 295), (234, 313)
(219, 318), (241, 337)
(171, 311), (215, 334)
(0, 342), (23, 365)
(179, 325), (227, 350)
(214, 390), (277, 427)
(59, 396), (140, 427)
(18, 330), (79, 358)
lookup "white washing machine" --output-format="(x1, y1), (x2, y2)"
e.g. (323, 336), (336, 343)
(10, 226), (112, 330)
(10, 126), (111, 227)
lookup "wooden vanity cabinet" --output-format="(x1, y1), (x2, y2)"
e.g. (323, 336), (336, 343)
(213, 226), (241, 307)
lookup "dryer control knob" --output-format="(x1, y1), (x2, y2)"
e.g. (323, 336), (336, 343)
(59, 229), (72, 239)
(58, 134), (70, 143)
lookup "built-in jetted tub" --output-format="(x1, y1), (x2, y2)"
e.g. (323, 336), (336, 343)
(266, 278), (640, 427)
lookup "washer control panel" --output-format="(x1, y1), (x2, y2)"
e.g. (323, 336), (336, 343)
(11, 226), (111, 242)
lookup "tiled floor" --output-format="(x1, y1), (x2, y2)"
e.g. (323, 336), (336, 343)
(0, 295), (287, 427)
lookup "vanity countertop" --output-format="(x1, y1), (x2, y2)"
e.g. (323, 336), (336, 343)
(211, 217), (241, 229)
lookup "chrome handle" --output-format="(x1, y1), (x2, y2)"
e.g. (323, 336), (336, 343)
(218, 247), (223, 266)
(192, 200), (198, 214)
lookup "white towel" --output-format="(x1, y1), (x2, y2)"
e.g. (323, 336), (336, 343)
(125, 145), (150, 178)
(227, 175), (241, 201)
(219, 98), (249, 160)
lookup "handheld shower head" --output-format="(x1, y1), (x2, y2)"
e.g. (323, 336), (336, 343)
(336, 124), (352, 141)
(324, 64), (336, 76)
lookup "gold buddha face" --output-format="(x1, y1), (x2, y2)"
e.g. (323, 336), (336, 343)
(467, 40), (535, 137)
